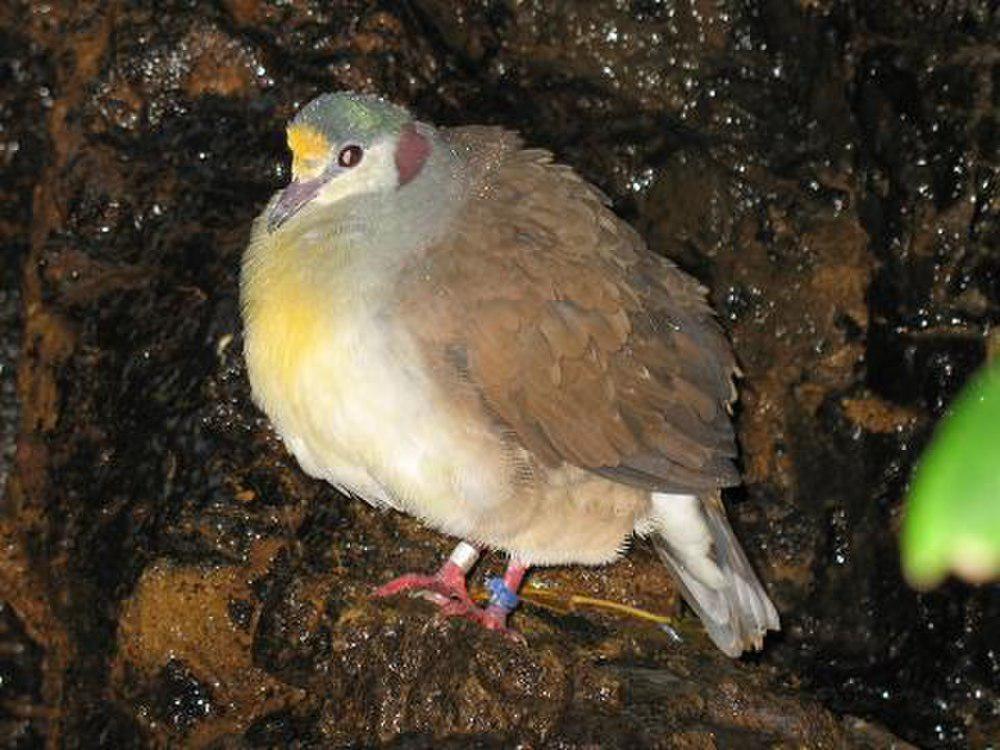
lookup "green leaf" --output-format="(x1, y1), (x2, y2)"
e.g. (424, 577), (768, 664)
(901, 359), (1000, 589)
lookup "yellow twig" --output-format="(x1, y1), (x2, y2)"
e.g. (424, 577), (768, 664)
(472, 584), (677, 627)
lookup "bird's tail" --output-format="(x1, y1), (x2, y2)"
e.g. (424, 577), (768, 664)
(649, 491), (779, 656)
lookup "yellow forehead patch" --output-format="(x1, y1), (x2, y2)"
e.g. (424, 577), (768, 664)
(287, 124), (330, 177)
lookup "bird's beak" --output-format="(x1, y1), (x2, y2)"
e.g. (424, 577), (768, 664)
(268, 177), (322, 232)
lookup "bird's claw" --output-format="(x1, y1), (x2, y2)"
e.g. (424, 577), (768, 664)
(437, 599), (527, 644)
(372, 567), (475, 609)
(373, 566), (525, 643)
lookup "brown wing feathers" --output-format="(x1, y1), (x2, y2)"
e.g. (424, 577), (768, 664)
(407, 127), (739, 494)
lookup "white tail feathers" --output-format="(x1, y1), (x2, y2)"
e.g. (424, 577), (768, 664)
(650, 492), (780, 657)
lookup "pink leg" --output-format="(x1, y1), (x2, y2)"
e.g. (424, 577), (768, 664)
(373, 541), (480, 609)
(465, 558), (528, 633)
(373, 545), (530, 641)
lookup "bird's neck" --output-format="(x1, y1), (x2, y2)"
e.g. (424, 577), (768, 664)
(242, 141), (467, 342)
(289, 141), (465, 271)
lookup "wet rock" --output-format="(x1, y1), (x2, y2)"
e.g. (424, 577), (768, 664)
(1, 0), (995, 747)
(0, 602), (47, 749)
(0, 8), (51, 507)
(114, 550), (299, 746)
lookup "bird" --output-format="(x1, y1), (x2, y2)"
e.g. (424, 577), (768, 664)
(240, 91), (780, 657)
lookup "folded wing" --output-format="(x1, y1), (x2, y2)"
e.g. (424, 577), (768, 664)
(396, 126), (740, 495)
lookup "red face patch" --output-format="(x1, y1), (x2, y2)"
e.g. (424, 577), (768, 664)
(394, 123), (431, 187)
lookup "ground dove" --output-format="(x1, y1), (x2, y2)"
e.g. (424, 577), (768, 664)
(240, 92), (780, 656)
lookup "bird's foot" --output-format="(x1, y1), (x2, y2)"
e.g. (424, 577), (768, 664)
(438, 580), (527, 644)
(373, 543), (529, 643)
(372, 560), (476, 609)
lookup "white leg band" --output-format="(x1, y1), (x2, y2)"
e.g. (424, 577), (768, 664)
(448, 541), (480, 573)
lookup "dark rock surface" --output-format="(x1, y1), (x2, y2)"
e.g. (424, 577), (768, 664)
(1, 1), (996, 747)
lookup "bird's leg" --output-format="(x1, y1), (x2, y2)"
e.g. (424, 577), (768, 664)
(373, 540), (480, 609)
(470, 558), (528, 632)
(374, 546), (529, 640)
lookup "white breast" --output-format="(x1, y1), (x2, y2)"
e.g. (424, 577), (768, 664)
(245, 274), (508, 535)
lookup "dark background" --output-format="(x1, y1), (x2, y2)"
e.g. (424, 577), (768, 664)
(1, 1), (997, 747)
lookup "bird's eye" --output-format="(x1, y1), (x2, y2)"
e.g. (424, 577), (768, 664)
(338, 145), (363, 168)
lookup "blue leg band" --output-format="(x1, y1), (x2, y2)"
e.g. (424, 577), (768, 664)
(485, 576), (520, 611)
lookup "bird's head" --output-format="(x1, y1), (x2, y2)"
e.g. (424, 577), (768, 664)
(268, 92), (435, 231)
